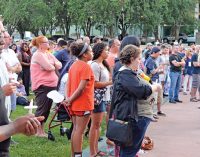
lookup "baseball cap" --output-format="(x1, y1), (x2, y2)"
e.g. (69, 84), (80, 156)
(151, 47), (160, 54)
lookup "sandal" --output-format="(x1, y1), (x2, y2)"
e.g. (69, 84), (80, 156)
(95, 151), (107, 157)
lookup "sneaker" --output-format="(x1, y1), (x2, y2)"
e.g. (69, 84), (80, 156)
(153, 114), (159, 119)
(175, 99), (183, 103)
(151, 117), (158, 122)
(157, 111), (166, 116)
(190, 98), (198, 102)
(169, 100), (176, 103)
(98, 137), (103, 142)
(163, 93), (169, 97)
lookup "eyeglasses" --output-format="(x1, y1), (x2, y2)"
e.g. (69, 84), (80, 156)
(41, 41), (49, 44)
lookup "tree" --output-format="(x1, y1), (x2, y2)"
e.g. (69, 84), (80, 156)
(164, 0), (197, 39)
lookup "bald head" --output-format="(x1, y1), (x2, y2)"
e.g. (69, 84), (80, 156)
(83, 36), (90, 45)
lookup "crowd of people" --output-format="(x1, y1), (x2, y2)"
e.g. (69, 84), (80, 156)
(1, 18), (200, 157)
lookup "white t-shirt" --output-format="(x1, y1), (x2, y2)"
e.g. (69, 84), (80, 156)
(0, 56), (11, 116)
(58, 73), (68, 97)
(1, 48), (20, 81)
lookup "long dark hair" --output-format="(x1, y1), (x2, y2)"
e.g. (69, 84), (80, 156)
(92, 42), (110, 72)
(10, 43), (18, 53)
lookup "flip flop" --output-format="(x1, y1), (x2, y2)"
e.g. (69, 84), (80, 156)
(95, 151), (107, 157)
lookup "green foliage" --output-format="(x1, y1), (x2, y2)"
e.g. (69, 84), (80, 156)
(0, 0), (199, 38)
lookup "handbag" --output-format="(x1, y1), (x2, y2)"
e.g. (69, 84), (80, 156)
(106, 118), (134, 146)
(94, 88), (107, 105)
(92, 61), (107, 105)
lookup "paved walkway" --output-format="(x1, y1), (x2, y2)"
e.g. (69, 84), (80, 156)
(141, 93), (200, 157)
(83, 92), (200, 157)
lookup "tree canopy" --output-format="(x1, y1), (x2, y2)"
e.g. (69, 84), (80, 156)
(0, 0), (198, 39)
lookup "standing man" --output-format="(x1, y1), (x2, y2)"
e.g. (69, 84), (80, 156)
(83, 36), (90, 45)
(169, 45), (185, 103)
(145, 47), (165, 116)
(190, 45), (200, 102)
(1, 31), (22, 114)
(106, 38), (121, 71)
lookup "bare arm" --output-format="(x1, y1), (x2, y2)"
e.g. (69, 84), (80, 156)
(193, 61), (200, 67)
(94, 80), (112, 88)
(52, 55), (62, 70)
(18, 53), (30, 66)
(66, 80), (88, 106)
(6, 63), (22, 73)
(0, 115), (44, 142)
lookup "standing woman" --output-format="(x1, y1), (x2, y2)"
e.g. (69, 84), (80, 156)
(18, 42), (32, 96)
(110, 45), (160, 157)
(10, 43), (18, 54)
(30, 36), (62, 137)
(66, 42), (94, 157)
(89, 43), (112, 157)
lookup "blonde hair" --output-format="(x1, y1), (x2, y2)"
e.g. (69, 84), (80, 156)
(185, 49), (192, 57)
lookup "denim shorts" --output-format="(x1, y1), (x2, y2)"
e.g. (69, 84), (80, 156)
(93, 101), (106, 113)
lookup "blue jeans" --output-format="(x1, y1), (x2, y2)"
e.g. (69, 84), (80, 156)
(119, 116), (151, 157)
(169, 71), (182, 101)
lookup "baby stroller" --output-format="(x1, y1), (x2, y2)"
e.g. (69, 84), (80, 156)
(48, 103), (73, 141)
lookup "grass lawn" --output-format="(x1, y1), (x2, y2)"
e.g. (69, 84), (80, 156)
(9, 96), (107, 157)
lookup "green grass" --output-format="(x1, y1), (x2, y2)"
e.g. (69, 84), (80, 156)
(10, 106), (72, 157)
(9, 95), (106, 157)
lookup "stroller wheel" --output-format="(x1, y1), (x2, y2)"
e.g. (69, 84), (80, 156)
(48, 131), (55, 141)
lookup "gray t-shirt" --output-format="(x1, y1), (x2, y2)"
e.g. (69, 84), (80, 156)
(90, 61), (110, 101)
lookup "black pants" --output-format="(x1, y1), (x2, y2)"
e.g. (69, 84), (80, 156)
(22, 67), (30, 96)
(34, 85), (56, 123)
(0, 138), (10, 157)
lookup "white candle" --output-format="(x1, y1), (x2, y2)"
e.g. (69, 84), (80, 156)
(24, 99), (38, 114)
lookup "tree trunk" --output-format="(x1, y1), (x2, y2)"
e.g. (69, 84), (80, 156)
(6, 25), (15, 36)
(153, 27), (159, 41)
(19, 31), (25, 39)
(175, 25), (180, 40)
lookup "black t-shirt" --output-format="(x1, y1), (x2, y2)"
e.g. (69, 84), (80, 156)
(191, 53), (200, 74)
(169, 53), (182, 72)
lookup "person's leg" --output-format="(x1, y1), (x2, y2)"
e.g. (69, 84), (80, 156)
(89, 112), (104, 156)
(157, 88), (165, 115)
(190, 74), (198, 100)
(189, 75), (193, 93)
(34, 86), (55, 136)
(105, 104), (115, 146)
(119, 117), (151, 157)
(71, 116), (76, 157)
(169, 72), (178, 101)
(174, 72), (182, 101)
(23, 68), (30, 96)
(183, 74), (189, 93)
(72, 115), (90, 157)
